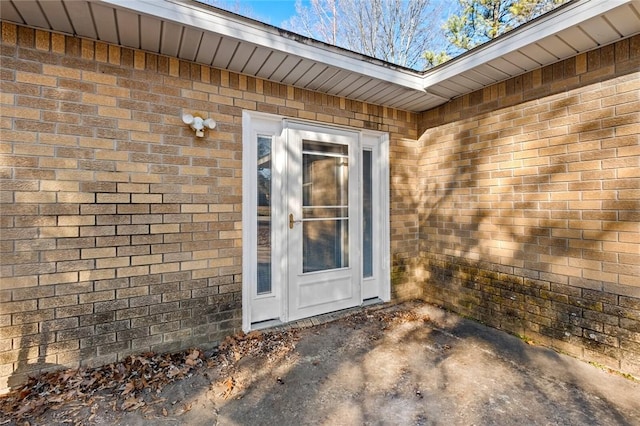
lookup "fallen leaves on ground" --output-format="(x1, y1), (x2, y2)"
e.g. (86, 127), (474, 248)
(345, 303), (429, 327)
(0, 303), (421, 423)
(0, 328), (299, 423)
(0, 348), (204, 422)
(216, 329), (299, 372)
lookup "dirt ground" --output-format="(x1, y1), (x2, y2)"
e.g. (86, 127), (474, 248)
(2, 301), (639, 425)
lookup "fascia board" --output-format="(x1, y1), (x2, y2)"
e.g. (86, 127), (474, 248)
(421, 0), (634, 91)
(94, 0), (425, 91)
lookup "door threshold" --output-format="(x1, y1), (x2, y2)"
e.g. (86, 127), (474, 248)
(251, 299), (387, 332)
(251, 318), (284, 330)
(362, 297), (384, 307)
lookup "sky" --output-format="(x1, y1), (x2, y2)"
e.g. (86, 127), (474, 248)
(214, 0), (304, 28)
(244, 0), (301, 26)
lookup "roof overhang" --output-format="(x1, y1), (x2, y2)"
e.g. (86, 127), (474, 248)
(422, 0), (640, 99)
(1, 0), (639, 112)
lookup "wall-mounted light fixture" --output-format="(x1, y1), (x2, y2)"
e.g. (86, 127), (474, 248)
(182, 113), (216, 137)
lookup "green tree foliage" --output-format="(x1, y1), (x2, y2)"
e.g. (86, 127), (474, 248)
(424, 0), (569, 67)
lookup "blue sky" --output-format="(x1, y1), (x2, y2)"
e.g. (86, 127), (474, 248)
(244, 0), (301, 25)
(215, 0), (304, 27)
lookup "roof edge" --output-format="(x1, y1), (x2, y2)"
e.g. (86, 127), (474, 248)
(96, 0), (425, 91)
(421, 0), (635, 91)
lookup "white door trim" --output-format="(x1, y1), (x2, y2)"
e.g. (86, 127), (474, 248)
(242, 111), (390, 332)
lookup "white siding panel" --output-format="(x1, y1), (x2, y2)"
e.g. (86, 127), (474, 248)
(179, 27), (203, 61)
(502, 50), (536, 71)
(537, 35), (577, 58)
(92, 3), (119, 44)
(485, 57), (526, 76)
(376, 87), (415, 106)
(303, 67), (340, 91)
(268, 55), (301, 82)
(39, 0), (74, 33)
(140, 15), (161, 52)
(473, 64), (510, 81)
(346, 79), (381, 99)
(65, 1), (96, 39)
(606, 4), (640, 36)
(418, 97), (446, 111)
(254, 50), (287, 79)
(195, 32), (221, 65)
(292, 63), (327, 87)
(519, 42), (559, 64)
(228, 43), (256, 72)
(116, 9), (141, 49)
(459, 69), (495, 87)
(426, 84), (461, 100)
(2, 2), (23, 24)
(11, 1), (48, 28)
(446, 75), (478, 92)
(394, 91), (429, 111)
(160, 22), (182, 57)
(211, 37), (239, 69)
(580, 16), (622, 45)
(240, 47), (272, 75)
(325, 73), (364, 94)
(367, 85), (403, 105)
(283, 60), (317, 86)
(557, 25), (598, 51)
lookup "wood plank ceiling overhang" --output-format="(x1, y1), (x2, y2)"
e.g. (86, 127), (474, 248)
(2, 0), (639, 113)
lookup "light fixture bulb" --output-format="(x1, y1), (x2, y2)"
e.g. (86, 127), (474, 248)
(203, 118), (216, 130)
(182, 113), (194, 125)
(191, 116), (204, 130)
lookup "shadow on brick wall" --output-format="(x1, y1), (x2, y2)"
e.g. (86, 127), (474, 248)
(417, 89), (640, 376)
(8, 322), (60, 391)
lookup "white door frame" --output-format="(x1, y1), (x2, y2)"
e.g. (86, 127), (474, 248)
(242, 111), (390, 332)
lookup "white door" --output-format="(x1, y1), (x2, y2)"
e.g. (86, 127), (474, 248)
(285, 125), (361, 321)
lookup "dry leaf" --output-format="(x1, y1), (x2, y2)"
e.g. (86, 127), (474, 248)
(121, 381), (135, 396)
(121, 396), (138, 411)
(221, 377), (235, 399)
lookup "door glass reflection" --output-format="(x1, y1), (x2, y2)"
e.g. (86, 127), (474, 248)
(301, 140), (349, 273)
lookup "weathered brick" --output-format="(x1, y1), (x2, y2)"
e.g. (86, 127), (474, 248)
(38, 295), (78, 309)
(94, 299), (129, 313)
(56, 326), (94, 342)
(115, 306), (149, 320)
(95, 319), (130, 334)
(79, 312), (115, 327)
(80, 333), (116, 348)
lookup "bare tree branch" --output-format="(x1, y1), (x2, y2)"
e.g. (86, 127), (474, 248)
(283, 0), (445, 70)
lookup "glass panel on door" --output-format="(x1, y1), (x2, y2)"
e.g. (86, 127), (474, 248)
(257, 136), (272, 294)
(301, 140), (349, 273)
(363, 149), (373, 278)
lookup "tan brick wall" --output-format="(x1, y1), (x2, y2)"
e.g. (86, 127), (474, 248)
(0, 23), (417, 393)
(418, 35), (640, 377)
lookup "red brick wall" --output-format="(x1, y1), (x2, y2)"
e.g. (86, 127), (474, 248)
(418, 35), (640, 377)
(0, 23), (418, 393)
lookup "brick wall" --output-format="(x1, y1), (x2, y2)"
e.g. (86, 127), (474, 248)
(418, 35), (640, 377)
(0, 23), (417, 393)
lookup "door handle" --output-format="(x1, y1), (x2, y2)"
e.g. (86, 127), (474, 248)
(289, 214), (300, 229)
